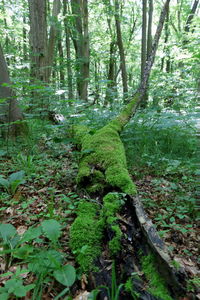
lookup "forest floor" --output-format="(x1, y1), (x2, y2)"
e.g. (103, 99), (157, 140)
(0, 132), (199, 299)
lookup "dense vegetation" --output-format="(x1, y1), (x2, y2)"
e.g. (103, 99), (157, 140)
(0, 0), (199, 299)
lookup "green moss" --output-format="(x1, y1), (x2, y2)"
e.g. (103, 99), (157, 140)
(69, 201), (104, 273)
(142, 255), (173, 300)
(103, 193), (124, 255)
(125, 278), (140, 299)
(76, 121), (137, 195)
(108, 225), (122, 255)
(103, 192), (123, 218)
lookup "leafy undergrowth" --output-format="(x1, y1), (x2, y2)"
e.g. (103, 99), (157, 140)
(135, 174), (199, 275)
(0, 109), (199, 299)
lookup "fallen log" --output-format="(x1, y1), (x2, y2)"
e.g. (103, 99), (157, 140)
(68, 1), (192, 298)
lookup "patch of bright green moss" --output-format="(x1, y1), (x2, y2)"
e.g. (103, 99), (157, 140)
(125, 278), (140, 299)
(108, 225), (122, 255)
(142, 254), (173, 300)
(75, 95), (139, 195)
(69, 201), (104, 273)
(103, 193), (124, 255)
(76, 122), (136, 194)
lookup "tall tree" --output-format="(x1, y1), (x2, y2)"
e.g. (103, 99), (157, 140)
(141, 0), (147, 83)
(0, 43), (25, 137)
(46, 0), (61, 82)
(184, 0), (199, 33)
(147, 0), (153, 60)
(71, 0), (89, 101)
(63, 0), (74, 101)
(114, 0), (128, 98)
(28, 0), (48, 83)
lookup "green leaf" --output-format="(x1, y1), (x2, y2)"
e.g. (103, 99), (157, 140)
(14, 285), (27, 297)
(53, 265), (76, 287)
(0, 291), (9, 300)
(21, 226), (42, 243)
(0, 177), (9, 191)
(41, 219), (61, 244)
(13, 245), (34, 259)
(8, 171), (25, 183)
(0, 224), (17, 243)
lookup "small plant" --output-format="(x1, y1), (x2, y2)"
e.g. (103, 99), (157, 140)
(89, 262), (123, 300)
(15, 153), (35, 176)
(0, 171), (25, 195)
(0, 267), (35, 299)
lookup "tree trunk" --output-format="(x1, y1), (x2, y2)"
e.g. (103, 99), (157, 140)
(71, 0), (89, 102)
(46, 0), (61, 83)
(57, 37), (65, 84)
(141, 0), (147, 83)
(184, 0), (199, 33)
(147, 0), (153, 60)
(114, 0), (128, 99)
(0, 43), (26, 137)
(28, 0), (48, 83)
(140, 0), (148, 107)
(105, 40), (117, 105)
(63, 0), (74, 101)
(161, 3), (170, 72)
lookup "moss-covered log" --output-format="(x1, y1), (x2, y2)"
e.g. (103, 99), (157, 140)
(75, 94), (139, 194)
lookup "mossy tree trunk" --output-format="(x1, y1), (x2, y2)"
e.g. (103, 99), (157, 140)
(76, 0), (171, 195)
(70, 2), (190, 298)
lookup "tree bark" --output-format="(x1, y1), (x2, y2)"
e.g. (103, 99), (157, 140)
(141, 0), (147, 83)
(147, 0), (153, 60)
(28, 0), (48, 83)
(71, 0), (89, 101)
(105, 40), (117, 105)
(184, 0), (199, 33)
(46, 0), (61, 82)
(63, 0), (74, 101)
(0, 43), (25, 137)
(114, 0), (128, 98)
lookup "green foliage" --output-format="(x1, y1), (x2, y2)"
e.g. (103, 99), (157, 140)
(0, 171), (25, 195)
(124, 278), (140, 299)
(41, 219), (61, 246)
(122, 109), (198, 175)
(53, 264), (76, 287)
(0, 267), (35, 299)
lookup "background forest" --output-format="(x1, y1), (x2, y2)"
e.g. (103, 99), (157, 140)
(0, 0), (199, 299)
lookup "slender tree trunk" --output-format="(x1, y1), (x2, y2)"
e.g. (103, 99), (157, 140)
(141, 0), (147, 83)
(147, 0), (153, 60)
(0, 43), (25, 137)
(23, 14), (28, 61)
(28, 0), (48, 83)
(46, 0), (61, 82)
(114, 0), (128, 98)
(105, 40), (117, 105)
(139, 0), (171, 99)
(71, 0), (89, 102)
(57, 37), (65, 84)
(63, 0), (74, 101)
(184, 0), (199, 33)
(161, 4), (170, 72)
(140, 0), (147, 107)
